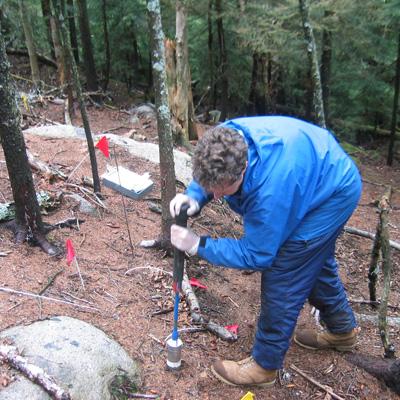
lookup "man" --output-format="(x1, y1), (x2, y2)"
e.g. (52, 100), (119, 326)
(170, 116), (361, 387)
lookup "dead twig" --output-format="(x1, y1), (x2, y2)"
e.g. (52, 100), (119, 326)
(38, 268), (64, 295)
(0, 344), (71, 400)
(0, 287), (100, 312)
(290, 364), (345, 400)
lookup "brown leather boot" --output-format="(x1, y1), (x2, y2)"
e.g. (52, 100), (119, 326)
(211, 356), (276, 387)
(294, 328), (358, 351)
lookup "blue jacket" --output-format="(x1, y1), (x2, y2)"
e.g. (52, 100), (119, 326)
(186, 116), (362, 270)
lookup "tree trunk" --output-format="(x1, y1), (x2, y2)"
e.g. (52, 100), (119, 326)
(41, 0), (55, 59)
(19, 0), (41, 87)
(299, 0), (326, 128)
(50, 5), (66, 86)
(147, 0), (176, 244)
(207, 0), (216, 110)
(76, 0), (98, 92)
(387, 31), (400, 166)
(248, 52), (271, 115)
(50, 1), (73, 119)
(377, 187), (396, 358)
(0, 29), (56, 255)
(66, 0), (79, 64)
(53, 0), (101, 194)
(175, 0), (197, 143)
(320, 10), (333, 127)
(101, 0), (110, 91)
(215, 0), (228, 121)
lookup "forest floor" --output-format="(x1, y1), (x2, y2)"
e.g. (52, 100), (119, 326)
(1, 72), (400, 399)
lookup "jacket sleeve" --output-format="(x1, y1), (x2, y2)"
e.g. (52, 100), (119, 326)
(185, 180), (213, 209)
(197, 168), (306, 270)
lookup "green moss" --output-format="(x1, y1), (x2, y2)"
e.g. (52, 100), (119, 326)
(109, 374), (142, 400)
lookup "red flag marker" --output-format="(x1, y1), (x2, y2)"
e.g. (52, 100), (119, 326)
(225, 324), (239, 335)
(95, 136), (110, 158)
(189, 277), (207, 290)
(66, 239), (75, 265)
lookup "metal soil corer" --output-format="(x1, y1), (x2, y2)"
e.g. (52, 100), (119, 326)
(167, 203), (189, 370)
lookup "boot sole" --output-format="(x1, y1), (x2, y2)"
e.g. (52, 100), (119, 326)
(210, 365), (276, 387)
(293, 336), (355, 352)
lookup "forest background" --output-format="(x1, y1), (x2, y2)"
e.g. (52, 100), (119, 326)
(1, 0), (399, 149)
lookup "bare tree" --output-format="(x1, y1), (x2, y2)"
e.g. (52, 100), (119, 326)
(18, 0), (41, 87)
(215, 0), (228, 121)
(66, 0), (79, 64)
(387, 31), (400, 166)
(299, 0), (326, 128)
(147, 0), (176, 245)
(52, 0), (101, 194)
(175, 0), (197, 142)
(101, 0), (111, 91)
(41, 0), (55, 59)
(76, 0), (98, 92)
(0, 29), (56, 255)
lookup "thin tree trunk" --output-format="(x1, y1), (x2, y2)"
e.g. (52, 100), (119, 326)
(53, 0), (101, 194)
(215, 0), (228, 121)
(147, 0), (176, 244)
(299, 0), (326, 128)
(41, 0), (55, 59)
(76, 0), (98, 92)
(19, 0), (41, 87)
(377, 187), (396, 358)
(101, 0), (110, 91)
(66, 0), (79, 64)
(50, 1), (73, 120)
(50, 6), (66, 86)
(368, 219), (381, 304)
(320, 10), (332, 126)
(387, 31), (400, 166)
(175, 0), (197, 142)
(208, 0), (216, 110)
(0, 29), (56, 255)
(248, 52), (270, 115)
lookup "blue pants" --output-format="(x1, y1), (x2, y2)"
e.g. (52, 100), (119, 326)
(252, 225), (356, 370)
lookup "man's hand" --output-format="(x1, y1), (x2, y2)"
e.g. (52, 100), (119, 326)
(170, 194), (200, 218)
(171, 225), (200, 256)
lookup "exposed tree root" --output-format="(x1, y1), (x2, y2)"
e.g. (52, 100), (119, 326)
(2, 220), (59, 256)
(345, 353), (400, 394)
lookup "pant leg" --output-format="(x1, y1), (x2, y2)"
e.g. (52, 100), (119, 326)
(308, 255), (356, 333)
(252, 226), (352, 370)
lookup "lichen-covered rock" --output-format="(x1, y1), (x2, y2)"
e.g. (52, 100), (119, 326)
(0, 316), (141, 400)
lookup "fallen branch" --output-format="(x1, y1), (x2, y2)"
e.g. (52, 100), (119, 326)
(43, 218), (85, 234)
(0, 344), (71, 400)
(355, 312), (400, 327)
(344, 226), (400, 251)
(290, 364), (345, 400)
(26, 150), (67, 181)
(0, 287), (100, 313)
(38, 268), (64, 295)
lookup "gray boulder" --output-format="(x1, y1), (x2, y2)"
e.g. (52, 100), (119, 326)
(0, 316), (141, 400)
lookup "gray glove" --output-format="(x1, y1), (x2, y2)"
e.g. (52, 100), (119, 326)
(169, 193), (200, 218)
(171, 225), (200, 256)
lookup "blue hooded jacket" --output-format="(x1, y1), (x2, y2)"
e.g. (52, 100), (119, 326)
(186, 116), (362, 270)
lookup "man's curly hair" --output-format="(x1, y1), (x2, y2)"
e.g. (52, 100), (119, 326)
(192, 126), (248, 188)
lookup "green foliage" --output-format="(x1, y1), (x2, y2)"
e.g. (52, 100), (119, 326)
(109, 373), (142, 400)
(2, 0), (399, 147)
